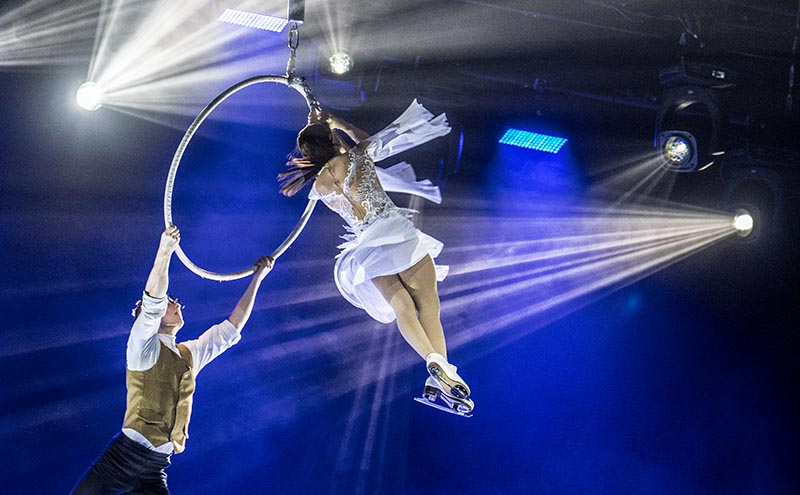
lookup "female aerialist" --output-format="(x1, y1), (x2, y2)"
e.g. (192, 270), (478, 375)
(278, 100), (473, 415)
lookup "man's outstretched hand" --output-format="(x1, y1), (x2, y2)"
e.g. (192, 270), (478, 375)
(253, 256), (274, 283)
(159, 225), (180, 255)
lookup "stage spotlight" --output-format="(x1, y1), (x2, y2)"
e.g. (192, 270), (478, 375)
(656, 130), (697, 172)
(732, 209), (753, 237)
(329, 52), (353, 75)
(654, 86), (724, 172)
(723, 165), (782, 244)
(75, 82), (104, 111)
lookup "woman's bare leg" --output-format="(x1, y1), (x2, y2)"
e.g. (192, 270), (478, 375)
(396, 256), (447, 359)
(376, 259), (472, 404)
(372, 273), (435, 359)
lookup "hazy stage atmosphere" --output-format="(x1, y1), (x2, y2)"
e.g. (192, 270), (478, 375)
(1, 1), (799, 494)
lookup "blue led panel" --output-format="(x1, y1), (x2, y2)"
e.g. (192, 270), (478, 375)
(218, 8), (289, 32)
(499, 129), (568, 154)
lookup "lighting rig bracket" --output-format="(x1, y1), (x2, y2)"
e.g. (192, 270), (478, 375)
(659, 59), (737, 90)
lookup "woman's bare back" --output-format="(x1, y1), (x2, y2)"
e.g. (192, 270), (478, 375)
(313, 152), (350, 196)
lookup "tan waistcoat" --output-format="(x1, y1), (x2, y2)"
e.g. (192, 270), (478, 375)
(123, 342), (195, 454)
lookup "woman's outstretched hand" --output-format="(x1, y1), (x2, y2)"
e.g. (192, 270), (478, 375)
(308, 105), (326, 124)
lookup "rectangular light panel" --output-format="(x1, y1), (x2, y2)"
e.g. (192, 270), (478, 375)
(218, 8), (289, 32)
(499, 128), (568, 154)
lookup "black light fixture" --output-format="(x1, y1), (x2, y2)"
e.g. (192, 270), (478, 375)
(654, 85), (725, 173)
(722, 164), (783, 244)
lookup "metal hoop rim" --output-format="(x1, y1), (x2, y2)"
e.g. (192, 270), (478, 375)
(164, 75), (317, 281)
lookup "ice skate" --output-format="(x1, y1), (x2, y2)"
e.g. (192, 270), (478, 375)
(414, 377), (474, 417)
(425, 352), (471, 399)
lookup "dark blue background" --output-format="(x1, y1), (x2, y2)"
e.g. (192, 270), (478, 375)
(2, 30), (799, 495)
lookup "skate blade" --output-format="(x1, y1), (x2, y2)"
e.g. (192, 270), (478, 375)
(414, 397), (473, 418)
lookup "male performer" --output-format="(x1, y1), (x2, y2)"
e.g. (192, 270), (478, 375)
(71, 225), (273, 494)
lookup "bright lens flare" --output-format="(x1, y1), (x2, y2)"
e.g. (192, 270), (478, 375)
(76, 81), (104, 111)
(329, 52), (353, 74)
(664, 136), (691, 165)
(82, 0), (296, 124)
(733, 210), (754, 236)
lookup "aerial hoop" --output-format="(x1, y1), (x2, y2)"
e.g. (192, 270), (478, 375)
(164, 74), (319, 281)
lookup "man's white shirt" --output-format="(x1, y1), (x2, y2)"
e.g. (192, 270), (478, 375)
(122, 292), (241, 453)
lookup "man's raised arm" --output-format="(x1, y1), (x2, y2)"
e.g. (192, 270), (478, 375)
(227, 256), (274, 330)
(144, 225), (180, 298)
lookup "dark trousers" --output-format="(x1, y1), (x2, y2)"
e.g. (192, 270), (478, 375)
(70, 432), (171, 495)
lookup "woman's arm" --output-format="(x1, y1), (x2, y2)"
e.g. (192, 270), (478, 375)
(326, 113), (370, 144)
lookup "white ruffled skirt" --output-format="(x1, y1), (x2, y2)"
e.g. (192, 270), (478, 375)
(334, 213), (449, 324)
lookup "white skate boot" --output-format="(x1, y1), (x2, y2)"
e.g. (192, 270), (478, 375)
(425, 353), (471, 399)
(415, 377), (474, 417)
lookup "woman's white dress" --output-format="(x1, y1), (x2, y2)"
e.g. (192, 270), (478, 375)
(308, 99), (451, 324)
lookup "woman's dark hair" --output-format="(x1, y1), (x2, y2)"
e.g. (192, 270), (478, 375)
(278, 123), (340, 196)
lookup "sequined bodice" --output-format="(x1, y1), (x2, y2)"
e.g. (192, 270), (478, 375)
(312, 148), (400, 233)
